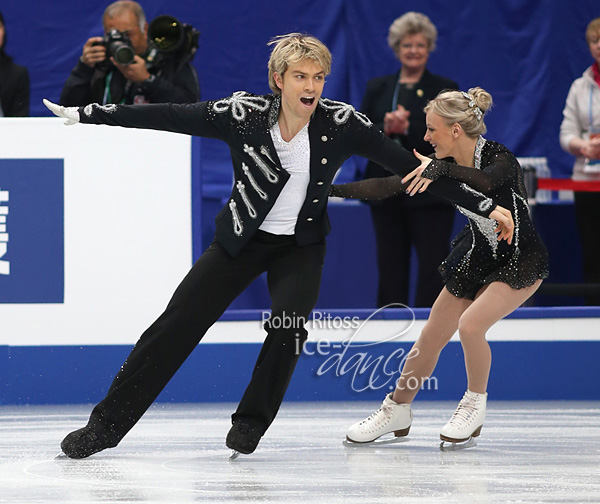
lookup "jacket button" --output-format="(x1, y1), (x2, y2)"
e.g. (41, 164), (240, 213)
(312, 198), (319, 203)
(306, 217), (313, 222)
(317, 181), (324, 185)
(321, 135), (328, 142)
(321, 158), (327, 165)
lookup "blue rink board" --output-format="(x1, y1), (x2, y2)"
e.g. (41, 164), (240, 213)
(1, 339), (599, 405)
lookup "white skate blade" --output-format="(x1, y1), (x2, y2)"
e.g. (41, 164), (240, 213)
(54, 452), (67, 459)
(229, 450), (241, 460)
(343, 436), (409, 448)
(439, 437), (477, 452)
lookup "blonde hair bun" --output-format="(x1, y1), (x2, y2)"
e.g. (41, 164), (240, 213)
(468, 87), (493, 114)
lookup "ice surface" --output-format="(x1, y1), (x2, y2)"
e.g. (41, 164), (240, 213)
(0, 401), (598, 503)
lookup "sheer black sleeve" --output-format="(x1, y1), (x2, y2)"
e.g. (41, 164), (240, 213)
(329, 173), (497, 217)
(422, 152), (515, 194)
(329, 175), (407, 200)
(343, 126), (498, 216)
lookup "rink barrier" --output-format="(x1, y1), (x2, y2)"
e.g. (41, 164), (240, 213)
(1, 306), (599, 405)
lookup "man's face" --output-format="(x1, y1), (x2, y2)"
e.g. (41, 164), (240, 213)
(103, 9), (148, 55)
(274, 59), (325, 123)
(0, 21), (5, 50)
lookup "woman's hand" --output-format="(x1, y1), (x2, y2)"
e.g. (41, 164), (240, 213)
(401, 149), (433, 196)
(489, 205), (514, 244)
(384, 105), (410, 135)
(581, 136), (600, 159)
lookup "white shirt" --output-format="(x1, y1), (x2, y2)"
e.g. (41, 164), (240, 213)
(259, 121), (311, 234)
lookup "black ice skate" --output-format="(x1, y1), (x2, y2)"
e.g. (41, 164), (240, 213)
(226, 421), (262, 459)
(60, 424), (118, 459)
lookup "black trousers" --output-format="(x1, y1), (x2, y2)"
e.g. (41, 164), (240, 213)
(369, 198), (455, 308)
(88, 231), (326, 441)
(574, 192), (600, 305)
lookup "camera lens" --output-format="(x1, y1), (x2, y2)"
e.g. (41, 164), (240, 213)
(111, 43), (135, 65)
(149, 15), (184, 52)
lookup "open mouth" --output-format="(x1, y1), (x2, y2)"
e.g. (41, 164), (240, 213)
(300, 97), (315, 106)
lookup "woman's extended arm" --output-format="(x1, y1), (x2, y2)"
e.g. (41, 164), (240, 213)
(403, 149), (514, 195)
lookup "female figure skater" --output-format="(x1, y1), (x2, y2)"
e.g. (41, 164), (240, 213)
(333, 87), (549, 449)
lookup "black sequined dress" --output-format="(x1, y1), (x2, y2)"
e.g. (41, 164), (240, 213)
(331, 137), (549, 300)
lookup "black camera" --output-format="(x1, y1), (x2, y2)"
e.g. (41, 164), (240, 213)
(95, 29), (136, 66)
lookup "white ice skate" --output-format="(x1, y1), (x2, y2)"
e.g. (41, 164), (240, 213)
(439, 390), (487, 451)
(344, 393), (412, 446)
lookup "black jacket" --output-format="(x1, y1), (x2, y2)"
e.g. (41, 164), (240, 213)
(0, 54), (29, 116)
(60, 56), (199, 106)
(360, 68), (458, 206)
(77, 92), (497, 257)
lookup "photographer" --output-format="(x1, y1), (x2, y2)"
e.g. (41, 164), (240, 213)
(60, 1), (199, 106)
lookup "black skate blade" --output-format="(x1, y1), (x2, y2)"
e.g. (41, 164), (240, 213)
(439, 437), (477, 452)
(343, 436), (409, 448)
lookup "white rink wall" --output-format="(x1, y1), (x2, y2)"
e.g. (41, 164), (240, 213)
(0, 119), (192, 346)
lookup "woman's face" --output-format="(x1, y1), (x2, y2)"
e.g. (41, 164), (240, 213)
(424, 110), (456, 159)
(589, 31), (600, 64)
(397, 32), (430, 72)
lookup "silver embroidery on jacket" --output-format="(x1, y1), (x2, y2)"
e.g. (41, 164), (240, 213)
(229, 200), (243, 236)
(242, 163), (268, 200)
(319, 98), (372, 126)
(212, 91), (270, 122)
(83, 103), (117, 117)
(244, 144), (279, 183)
(236, 181), (257, 219)
(260, 145), (277, 167)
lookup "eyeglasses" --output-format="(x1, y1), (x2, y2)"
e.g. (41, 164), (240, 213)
(399, 43), (428, 51)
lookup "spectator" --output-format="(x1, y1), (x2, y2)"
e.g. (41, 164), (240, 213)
(360, 12), (458, 307)
(559, 17), (600, 305)
(0, 10), (30, 116)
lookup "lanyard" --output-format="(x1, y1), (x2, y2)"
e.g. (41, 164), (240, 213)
(392, 77), (402, 111)
(102, 70), (113, 105)
(589, 83), (598, 134)
(103, 70), (128, 105)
